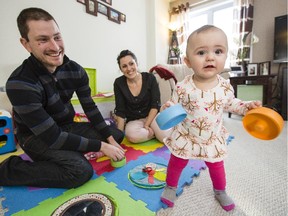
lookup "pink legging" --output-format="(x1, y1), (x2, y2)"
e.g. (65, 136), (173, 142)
(166, 154), (226, 190)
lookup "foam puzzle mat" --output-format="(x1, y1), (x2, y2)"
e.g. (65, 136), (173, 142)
(0, 135), (231, 216)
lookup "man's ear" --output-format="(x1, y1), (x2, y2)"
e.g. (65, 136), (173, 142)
(183, 56), (192, 68)
(20, 38), (32, 53)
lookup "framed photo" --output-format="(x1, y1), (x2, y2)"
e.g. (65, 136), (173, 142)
(77, 0), (85, 5)
(100, 0), (112, 5)
(120, 13), (126, 22)
(259, 61), (270, 75)
(247, 63), (258, 76)
(85, 0), (98, 16)
(108, 8), (121, 24)
(98, 2), (108, 16)
(230, 65), (244, 77)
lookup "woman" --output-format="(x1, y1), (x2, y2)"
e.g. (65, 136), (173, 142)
(114, 50), (169, 143)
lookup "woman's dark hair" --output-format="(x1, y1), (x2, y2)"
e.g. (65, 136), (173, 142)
(17, 7), (58, 41)
(117, 50), (138, 69)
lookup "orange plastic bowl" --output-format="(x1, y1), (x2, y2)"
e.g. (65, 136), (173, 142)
(242, 107), (284, 140)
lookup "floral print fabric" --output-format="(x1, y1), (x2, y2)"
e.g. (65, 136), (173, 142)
(164, 75), (249, 162)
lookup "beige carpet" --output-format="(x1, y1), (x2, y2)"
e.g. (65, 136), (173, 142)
(157, 114), (287, 216)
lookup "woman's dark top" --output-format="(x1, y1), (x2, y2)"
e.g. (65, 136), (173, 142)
(113, 72), (161, 122)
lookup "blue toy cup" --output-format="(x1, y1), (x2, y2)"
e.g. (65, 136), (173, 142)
(156, 104), (187, 130)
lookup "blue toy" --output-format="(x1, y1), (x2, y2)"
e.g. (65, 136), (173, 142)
(0, 110), (16, 154)
(156, 104), (187, 130)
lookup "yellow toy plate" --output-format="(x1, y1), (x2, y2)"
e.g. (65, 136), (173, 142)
(242, 107), (284, 140)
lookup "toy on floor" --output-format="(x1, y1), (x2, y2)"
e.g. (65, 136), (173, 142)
(156, 104), (187, 130)
(51, 193), (117, 216)
(85, 152), (126, 168)
(74, 112), (116, 127)
(128, 162), (167, 189)
(243, 107), (284, 140)
(111, 157), (126, 168)
(84, 151), (105, 160)
(0, 109), (16, 154)
(74, 113), (89, 122)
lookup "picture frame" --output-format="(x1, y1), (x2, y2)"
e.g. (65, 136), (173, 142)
(120, 13), (126, 22)
(77, 0), (85, 5)
(259, 61), (270, 75)
(247, 63), (258, 76)
(230, 65), (244, 77)
(100, 0), (112, 5)
(108, 8), (121, 24)
(98, 2), (108, 16)
(85, 0), (98, 16)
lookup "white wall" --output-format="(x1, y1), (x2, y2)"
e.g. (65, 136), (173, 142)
(252, 0), (287, 74)
(0, 0), (170, 92)
(155, 1), (171, 65)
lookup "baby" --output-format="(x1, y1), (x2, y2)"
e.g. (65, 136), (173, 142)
(160, 25), (261, 211)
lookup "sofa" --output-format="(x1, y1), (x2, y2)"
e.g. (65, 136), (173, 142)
(150, 64), (230, 105)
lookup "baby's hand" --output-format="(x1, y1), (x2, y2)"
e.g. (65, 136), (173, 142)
(160, 101), (174, 112)
(247, 100), (262, 110)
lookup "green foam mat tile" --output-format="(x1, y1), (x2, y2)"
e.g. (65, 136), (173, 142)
(12, 176), (155, 216)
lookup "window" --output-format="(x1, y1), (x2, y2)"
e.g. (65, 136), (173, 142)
(185, 0), (234, 67)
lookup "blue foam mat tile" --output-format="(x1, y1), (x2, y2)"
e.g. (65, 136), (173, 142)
(103, 153), (166, 212)
(227, 135), (235, 145)
(160, 202), (169, 209)
(103, 152), (201, 212)
(1, 186), (65, 215)
(176, 168), (201, 196)
(1, 173), (100, 216)
(152, 145), (207, 170)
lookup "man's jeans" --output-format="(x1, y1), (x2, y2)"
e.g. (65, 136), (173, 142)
(0, 122), (124, 188)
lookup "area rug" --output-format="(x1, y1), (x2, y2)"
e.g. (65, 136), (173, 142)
(0, 136), (221, 216)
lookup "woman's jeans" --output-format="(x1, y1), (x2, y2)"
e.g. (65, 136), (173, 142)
(0, 122), (124, 188)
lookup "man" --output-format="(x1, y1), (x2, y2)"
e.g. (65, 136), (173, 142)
(0, 7), (125, 188)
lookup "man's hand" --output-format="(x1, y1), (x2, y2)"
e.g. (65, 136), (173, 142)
(107, 136), (125, 151)
(100, 141), (125, 161)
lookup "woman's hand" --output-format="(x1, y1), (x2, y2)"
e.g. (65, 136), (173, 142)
(115, 116), (125, 131)
(144, 125), (155, 139)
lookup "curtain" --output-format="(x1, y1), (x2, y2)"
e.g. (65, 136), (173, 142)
(233, 0), (255, 72)
(168, 3), (190, 63)
(177, 9), (190, 60)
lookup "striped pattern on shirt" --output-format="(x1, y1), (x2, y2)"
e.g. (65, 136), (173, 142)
(6, 54), (110, 152)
